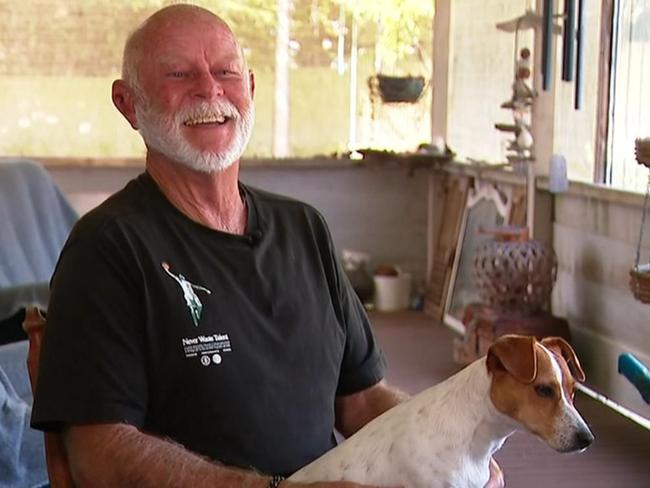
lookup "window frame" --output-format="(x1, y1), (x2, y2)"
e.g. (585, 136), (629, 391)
(595, 0), (650, 192)
(594, 0), (615, 184)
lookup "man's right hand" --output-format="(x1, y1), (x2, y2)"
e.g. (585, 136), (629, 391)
(286, 481), (403, 488)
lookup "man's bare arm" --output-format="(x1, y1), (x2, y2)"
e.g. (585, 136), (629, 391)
(334, 380), (409, 437)
(63, 423), (396, 488)
(64, 423), (268, 488)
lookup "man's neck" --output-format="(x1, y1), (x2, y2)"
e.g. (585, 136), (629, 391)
(146, 154), (247, 234)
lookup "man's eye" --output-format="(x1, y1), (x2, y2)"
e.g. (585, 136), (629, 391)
(534, 384), (555, 398)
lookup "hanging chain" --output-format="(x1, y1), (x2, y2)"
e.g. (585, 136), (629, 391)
(634, 172), (650, 269)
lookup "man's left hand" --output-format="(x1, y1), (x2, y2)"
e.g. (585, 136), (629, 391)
(484, 457), (504, 488)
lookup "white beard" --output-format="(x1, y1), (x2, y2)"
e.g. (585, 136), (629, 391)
(135, 97), (255, 174)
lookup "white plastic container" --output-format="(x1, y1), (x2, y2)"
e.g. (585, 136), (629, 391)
(373, 272), (412, 312)
(549, 154), (569, 193)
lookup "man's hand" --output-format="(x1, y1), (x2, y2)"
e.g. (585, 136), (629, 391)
(484, 457), (505, 488)
(289, 464), (498, 488)
(286, 483), (402, 488)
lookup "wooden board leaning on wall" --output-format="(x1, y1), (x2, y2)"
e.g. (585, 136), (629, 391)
(424, 172), (527, 321)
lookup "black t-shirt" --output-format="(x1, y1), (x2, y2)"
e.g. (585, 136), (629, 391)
(32, 172), (386, 475)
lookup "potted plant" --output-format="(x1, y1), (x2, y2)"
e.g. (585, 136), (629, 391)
(336, 0), (432, 104)
(368, 74), (426, 103)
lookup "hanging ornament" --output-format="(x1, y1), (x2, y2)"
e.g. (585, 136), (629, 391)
(629, 138), (650, 303)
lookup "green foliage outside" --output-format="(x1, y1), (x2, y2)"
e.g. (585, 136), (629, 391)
(335, 0), (434, 71)
(0, 0), (433, 159)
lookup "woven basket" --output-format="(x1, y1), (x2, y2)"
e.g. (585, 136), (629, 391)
(629, 268), (650, 304)
(473, 239), (557, 314)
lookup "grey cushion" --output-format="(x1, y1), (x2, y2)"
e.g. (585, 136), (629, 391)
(0, 159), (77, 321)
(0, 340), (48, 487)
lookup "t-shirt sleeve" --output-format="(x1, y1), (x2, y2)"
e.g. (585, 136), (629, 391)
(311, 212), (387, 396)
(335, 267), (387, 396)
(31, 223), (148, 431)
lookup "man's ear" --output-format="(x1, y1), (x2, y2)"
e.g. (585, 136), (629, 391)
(112, 79), (139, 130)
(248, 69), (255, 99)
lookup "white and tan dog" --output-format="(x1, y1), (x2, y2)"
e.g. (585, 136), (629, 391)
(289, 335), (593, 488)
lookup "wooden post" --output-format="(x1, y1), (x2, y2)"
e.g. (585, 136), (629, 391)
(431, 0), (451, 142)
(273, 0), (290, 158)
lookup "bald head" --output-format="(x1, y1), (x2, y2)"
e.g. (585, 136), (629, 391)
(121, 4), (241, 96)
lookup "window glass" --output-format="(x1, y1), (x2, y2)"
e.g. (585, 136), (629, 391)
(552, 0), (601, 184)
(447, 0), (532, 164)
(446, 0), (601, 185)
(0, 0), (145, 158)
(0, 0), (433, 160)
(0, 0), (277, 159)
(608, 0), (650, 192)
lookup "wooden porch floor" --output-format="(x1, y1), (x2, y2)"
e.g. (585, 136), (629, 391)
(369, 311), (650, 488)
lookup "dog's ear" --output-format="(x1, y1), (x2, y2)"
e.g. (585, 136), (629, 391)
(540, 337), (586, 382)
(487, 335), (537, 384)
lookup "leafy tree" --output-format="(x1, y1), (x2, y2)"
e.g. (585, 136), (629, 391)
(115, 0), (433, 72)
(334, 0), (433, 71)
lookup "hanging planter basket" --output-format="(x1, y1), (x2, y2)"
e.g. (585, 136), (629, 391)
(630, 268), (650, 304)
(629, 138), (650, 304)
(369, 74), (426, 104)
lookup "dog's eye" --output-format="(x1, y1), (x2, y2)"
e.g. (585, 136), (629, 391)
(534, 384), (555, 398)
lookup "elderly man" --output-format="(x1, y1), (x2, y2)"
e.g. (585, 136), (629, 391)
(32, 4), (502, 488)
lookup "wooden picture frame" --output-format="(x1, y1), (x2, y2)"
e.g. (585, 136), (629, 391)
(442, 179), (513, 333)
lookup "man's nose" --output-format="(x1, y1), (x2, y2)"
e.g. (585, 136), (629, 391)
(193, 71), (224, 99)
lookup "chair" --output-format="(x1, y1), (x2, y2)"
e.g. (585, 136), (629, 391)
(0, 159), (77, 485)
(23, 306), (75, 487)
(0, 159), (78, 344)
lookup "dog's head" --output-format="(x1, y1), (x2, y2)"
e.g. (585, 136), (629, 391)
(486, 334), (594, 453)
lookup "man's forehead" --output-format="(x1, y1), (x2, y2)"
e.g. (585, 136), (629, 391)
(143, 10), (239, 49)
(153, 50), (243, 67)
(142, 26), (244, 69)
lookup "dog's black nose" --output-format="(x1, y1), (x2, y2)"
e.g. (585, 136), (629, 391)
(572, 429), (594, 451)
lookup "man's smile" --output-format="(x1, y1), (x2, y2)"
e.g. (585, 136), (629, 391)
(184, 114), (231, 127)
